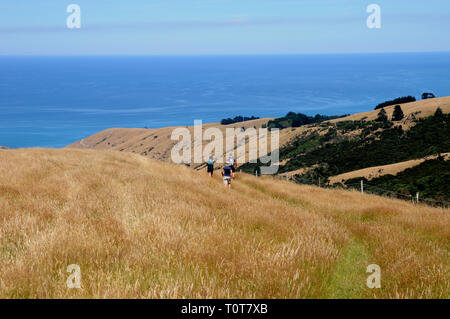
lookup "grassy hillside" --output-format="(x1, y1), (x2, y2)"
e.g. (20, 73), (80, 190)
(251, 107), (450, 204)
(344, 157), (450, 202)
(67, 97), (450, 167)
(0, 149), (448, 298)
(329, 153), (450, 184)
(331, 96), (450, 123)
(67, 118), (275, 166)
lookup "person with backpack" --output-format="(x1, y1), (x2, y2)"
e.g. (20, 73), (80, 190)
(222, 161), (234, 189)
(227, 156), (236, 176)
(206, 156), (215, 177)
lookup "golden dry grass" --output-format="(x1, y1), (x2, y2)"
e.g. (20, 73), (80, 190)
(329, 153), (450, 184)
(330, 96), (450, 123)
(66, 118), (276, 166)
(0, 148), (448, 299)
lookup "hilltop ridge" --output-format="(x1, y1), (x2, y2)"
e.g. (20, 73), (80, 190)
(67, 118), (274, 166)
(67, 96), (450, 164)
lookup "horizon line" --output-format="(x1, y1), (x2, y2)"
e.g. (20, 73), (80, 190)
(1, 50), (450, 57)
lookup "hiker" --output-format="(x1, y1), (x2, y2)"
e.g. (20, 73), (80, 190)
(206, 156), (215, 177)
(222, 161), (234, 189)
(227, 156), (236, 176)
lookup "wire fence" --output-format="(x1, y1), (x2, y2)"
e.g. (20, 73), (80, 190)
(270, 173), (450, 209)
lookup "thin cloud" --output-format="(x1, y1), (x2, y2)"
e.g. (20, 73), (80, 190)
(0, 15), (363, 34)
(2, 12), (449, 34)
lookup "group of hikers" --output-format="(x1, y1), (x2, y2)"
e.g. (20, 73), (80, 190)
(206, 156), (236, 189)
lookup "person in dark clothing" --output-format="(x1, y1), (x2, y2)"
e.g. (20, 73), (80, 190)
(206, 156), (215, 177)
(222, 162), (234, 189)
(228, 156), (236, 174)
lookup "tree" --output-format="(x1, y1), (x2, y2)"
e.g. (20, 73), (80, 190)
(392, 105), (404, 121)
(434, 107), (444, 117)
(376, 108), (388, 122)
(422, 92), (436, 100)
(220, 116), (259, 125)
(375, 96), (416, 110)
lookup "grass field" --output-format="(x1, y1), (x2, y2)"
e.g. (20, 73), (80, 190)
(0, 148), (448, 298)
(329, 153), (450, 184)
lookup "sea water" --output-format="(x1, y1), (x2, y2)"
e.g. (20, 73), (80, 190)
(0, 52), (449, 148)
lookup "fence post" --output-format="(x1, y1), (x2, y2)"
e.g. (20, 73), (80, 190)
(361, 180), (364, 194)
(416, 192), (419, 203)
(319, 177), (321, 188)
(286, 173), (288, 181)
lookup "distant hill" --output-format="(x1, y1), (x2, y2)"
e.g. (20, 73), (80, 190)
(240, 97), (450, 202)
(331, 96), (450, 123)
(343, 157), (450, 203)
(329, 153), (450, 184)
(0, 148), (448, 298)
(67, 118), (273, 167)
(68, 97), (450, 161)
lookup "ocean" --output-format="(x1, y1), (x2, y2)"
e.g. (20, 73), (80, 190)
(1, 52), (449, 148)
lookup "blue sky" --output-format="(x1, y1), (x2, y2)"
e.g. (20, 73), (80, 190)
(1, 0), (450, 55)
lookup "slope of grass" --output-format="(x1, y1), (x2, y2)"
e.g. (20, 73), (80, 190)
(326, 240), (371, 299)
(278, 110), (450, 193)
(344, 157), (450, 202)
(0, 149), (448, 299)
(329, 153), (450, 184)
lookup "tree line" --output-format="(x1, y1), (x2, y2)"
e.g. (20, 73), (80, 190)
(265, 112), (346, 129)
(220, 116), (259, 125)
(374, 92), (436, 110)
